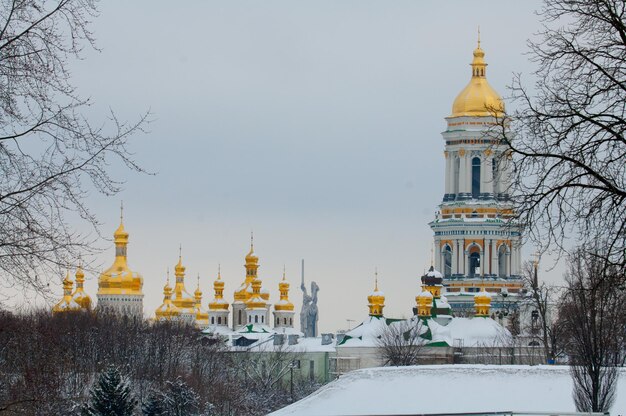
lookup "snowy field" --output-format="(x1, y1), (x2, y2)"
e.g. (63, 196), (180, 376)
(270, 365), (626, 415)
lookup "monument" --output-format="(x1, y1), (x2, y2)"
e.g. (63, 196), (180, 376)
(299, 260), (319, 337)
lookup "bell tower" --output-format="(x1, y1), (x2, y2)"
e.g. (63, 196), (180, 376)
(429, 35), (523, 312)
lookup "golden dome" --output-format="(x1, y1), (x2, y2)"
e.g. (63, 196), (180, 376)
(367, 272), (385, 317)
(209, 267), (229, 311)
(245, 278), (267, 310)
(235, 238), (261, 302)
(97, 217), (143, 297)
(52, 272), (82, 314)
(275, 269), (294, 312)
(474, 288), (492, 317)
(451, 38), (504, 118)
(171, 253), (195, 313)
(72, 263), (92, 310)
(245, 246), (258, 264)
(155, 271), (180, 321)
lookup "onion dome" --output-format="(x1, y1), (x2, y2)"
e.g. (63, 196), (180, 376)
(52, 272), (82, 314)
(72, 263), (92, 310)
(474, 288), (492, 317)
(209, 266), (229, 311)
(155, 270), (180, 321)
(421, 266), (443, 298)
(97, 210), (143, 297)
(451, 35), (504, 118)
(235, 236), (260, 302)
(275, 269), (294, 312)
(171, 252), (195, 314)
(245, 278), (267, 310)
(367, 271), (385, 317)
(416, 289), (433, 318)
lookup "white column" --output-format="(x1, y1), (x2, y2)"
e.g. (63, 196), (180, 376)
(444, 153), (451, 196)
(479, 246), (485, 277)
(513, 242), (521, 277)
(435, 241), (442, 272)
(491, 239), (498, 276)
(466, 155), (473, 196)
(461, 242), (467, 275)
(458, 152), (467, 195)
(480, 156), (487, 197)
(483, 155), (494, 196)
(501, 154), (513, 198)
(451, 239), (458, 275)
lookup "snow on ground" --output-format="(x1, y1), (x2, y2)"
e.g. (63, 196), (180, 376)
(270, 365), (626, 415)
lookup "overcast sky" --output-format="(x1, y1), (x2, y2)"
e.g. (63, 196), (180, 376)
(34, 1), (554, 332)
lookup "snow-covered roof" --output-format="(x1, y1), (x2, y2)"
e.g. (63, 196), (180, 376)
(425, 268), (443, 278)
(202, 325), (236, 336)
(269, 365), (626, 415)
(475, 289), (493, 298)
(338, 316), (451, 348)
(446, 317), (511, 347)
(418, 290), (433, 299)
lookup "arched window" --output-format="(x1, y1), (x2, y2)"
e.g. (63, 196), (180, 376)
(276, 317), (279, 325)
(218, 316), (221, 325)
(472, 157), (481, 198)
(238, 309), (242, 325)
(261, 316), (264, 323)
(290, 318), (293, 325)
(469, 251), (481, 278)
(254, 315), (258, 324)
(498, 245), (508, 278)
(284, 317), (287, 325)
(211, 317), (215, 325)
(443, 245), (452, 278)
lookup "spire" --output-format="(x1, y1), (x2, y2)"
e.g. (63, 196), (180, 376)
(368, 269), (385, 317)
(175, 247), (185, 279)
(276, 267), (294, 312)
(113, 204), (129, 251)
(477, 25), (481, 49)
(374, 267), (379, 291)
(164, 268), (172, 293)
(195, 273), (202, 300)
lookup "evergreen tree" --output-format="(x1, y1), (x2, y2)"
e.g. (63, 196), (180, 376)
(82, 366), (137, 416)
(141, 392), (165, 416)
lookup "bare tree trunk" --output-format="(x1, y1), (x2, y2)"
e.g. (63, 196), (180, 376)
(560, 248), (626, 412)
